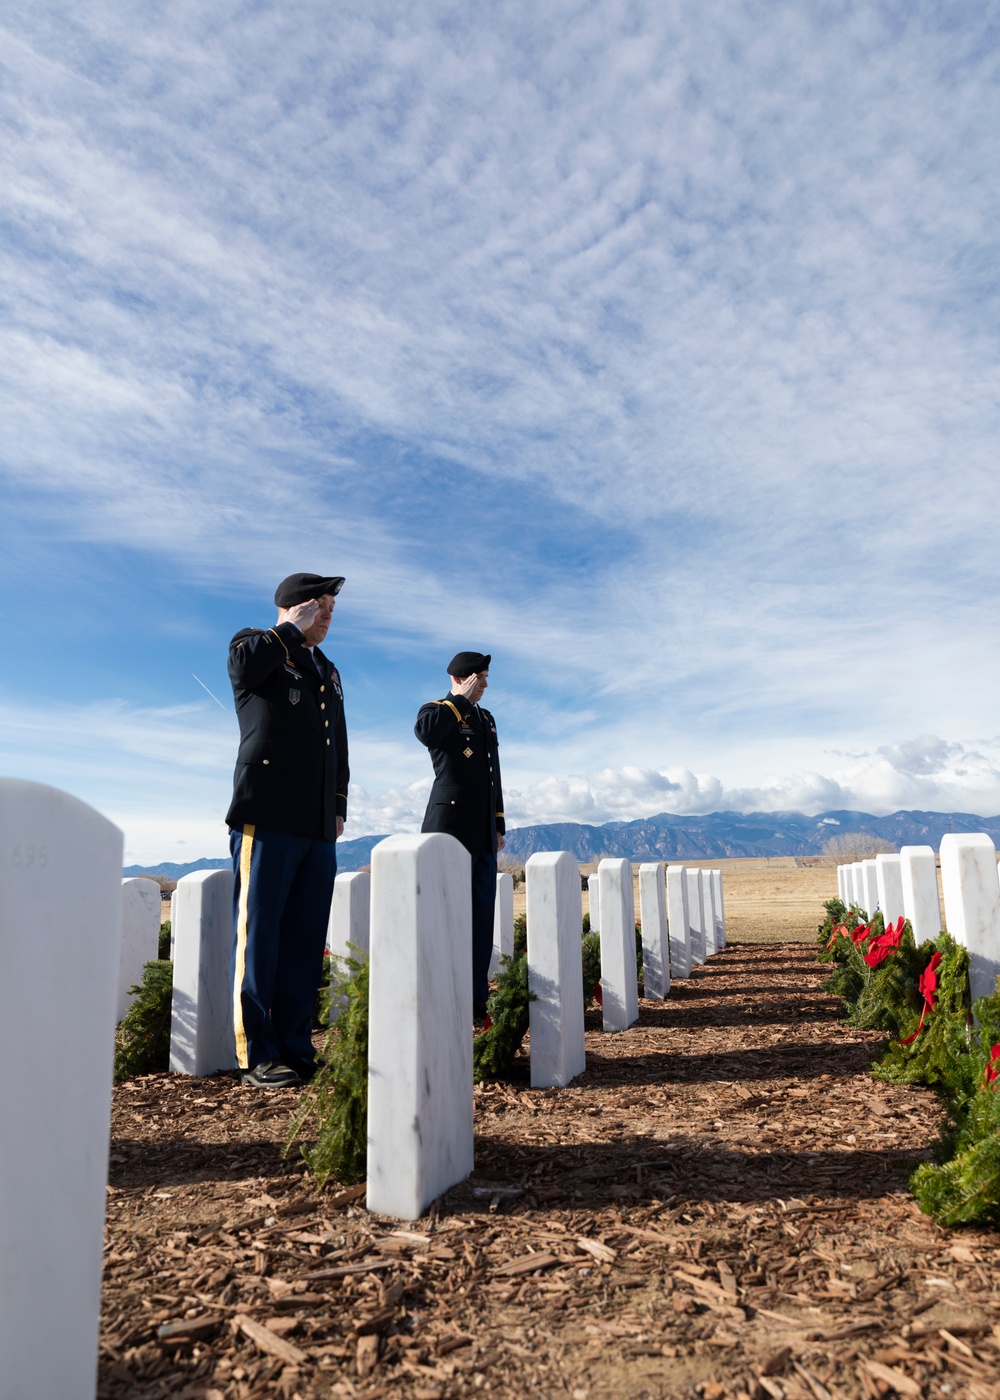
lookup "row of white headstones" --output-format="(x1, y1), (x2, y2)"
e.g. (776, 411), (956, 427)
(836, 835), (1000, 1006)
(165, 853), (727, 1206)
(0, 778), (728, 1399)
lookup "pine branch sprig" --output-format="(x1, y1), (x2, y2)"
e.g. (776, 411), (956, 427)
(113, 959), (173, 1082)
(287, 947), (369, 1187)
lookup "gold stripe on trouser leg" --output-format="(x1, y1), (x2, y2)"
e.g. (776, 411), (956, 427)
(233, 823), (255, 1069)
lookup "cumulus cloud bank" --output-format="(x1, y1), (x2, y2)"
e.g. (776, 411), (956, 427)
(336, 735), (1000, 840)
(500, 736), (1000, 829)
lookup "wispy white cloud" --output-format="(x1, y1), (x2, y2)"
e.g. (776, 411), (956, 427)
(3, 4), (1000, 855)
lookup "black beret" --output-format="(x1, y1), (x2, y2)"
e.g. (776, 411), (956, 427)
(274, 573), (345, 608)
(448, 651), (491, 677)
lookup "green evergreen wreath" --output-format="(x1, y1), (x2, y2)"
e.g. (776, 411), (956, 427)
(846, 922), (928, 1035)
(582, 930), (602, 1006)
(872, 933), (972, 1088)
(819, 902), (1000, 1230)
(287, 947), (369, 1187)
(911, 1072), (1000, 1227)
(113, 959), (173, 1082)
(910, 988), (1000, 1227)
(474, 915), (534, 1081)
(816, 896), (864, 962)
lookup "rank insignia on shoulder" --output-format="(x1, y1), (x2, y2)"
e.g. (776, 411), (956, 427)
(463, 746), (474, 758)
(289, 689), (300, 705)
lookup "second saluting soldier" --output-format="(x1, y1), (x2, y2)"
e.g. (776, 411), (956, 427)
(414, 651), (505, 1021)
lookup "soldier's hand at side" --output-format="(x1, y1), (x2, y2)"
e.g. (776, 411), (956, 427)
(497, 833), (505, 851)
(336, 816), (345, 839)
(286, 597), (321, 632)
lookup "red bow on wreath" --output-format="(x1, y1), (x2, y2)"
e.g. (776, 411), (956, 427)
(983, 1044), (1000, 1087)
(827, 921), (871, 951)
(899, 949), (943, 1045)
(863, 916), (906, 969)
(826, 922), (850, 951)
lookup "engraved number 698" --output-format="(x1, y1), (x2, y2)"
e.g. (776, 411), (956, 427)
(11, 845), (48, 869)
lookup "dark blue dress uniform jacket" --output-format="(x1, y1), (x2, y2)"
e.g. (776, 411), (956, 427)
(225, 621), (349, 842)
(414, 694), (505, 855)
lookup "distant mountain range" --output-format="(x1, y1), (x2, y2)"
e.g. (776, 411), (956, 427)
(501, 809), (1000, 862)
(123, 808), (1000, 879)
(123, 833), (386, 880)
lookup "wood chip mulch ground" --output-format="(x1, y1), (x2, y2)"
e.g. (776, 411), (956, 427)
(99, 941), (1000, 1400)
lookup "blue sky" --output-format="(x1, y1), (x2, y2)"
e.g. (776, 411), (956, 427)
(4, 1), (1000, 864)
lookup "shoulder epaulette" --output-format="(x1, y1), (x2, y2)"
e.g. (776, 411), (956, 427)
(430, 698), (464, 723)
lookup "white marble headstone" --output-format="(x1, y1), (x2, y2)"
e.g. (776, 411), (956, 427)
(638, 862), (670, 999)
(711, 869), (726, 949)
(700, 868), (718, 957)
(1, 779), (123, 1400)
(666, 865), (692, 978)
(326, 870), (371, 1022)
(327, 870), (371, 959)
(489, 870), (515, 977)
(587, 872), (601, 932)
(597, 858), (639, 1032)
(861, 859), (879, 917)
(526, 851), (587, 1087)
(837, 865), (846, 905)
(851, 863), (864, 909)
(900, 845), (942, 946)
(169, 887), (177, 958)
(367, 834), (474, 1219)
(118, 877), (162, 1021)
(940, 834), (1000, 1007)
(875, 854), (904, 925)
(169, 869), (235, 1076)
(686, 868), (707, 965)
(857, 863), (869, 908)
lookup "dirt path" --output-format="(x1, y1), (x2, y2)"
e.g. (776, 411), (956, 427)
(100, 943), (1000, 1399)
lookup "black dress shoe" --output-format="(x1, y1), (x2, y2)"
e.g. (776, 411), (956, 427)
(289, 1056), (327, 1083)
(240, 1060), (301, 1088)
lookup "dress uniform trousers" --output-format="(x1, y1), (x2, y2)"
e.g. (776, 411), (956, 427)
(230, 824), (337, 1071)
(470, 849), (499, 1004)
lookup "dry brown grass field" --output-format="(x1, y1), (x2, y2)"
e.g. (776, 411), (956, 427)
(511, 857), (841, 944)
(674, 859), (838, 944)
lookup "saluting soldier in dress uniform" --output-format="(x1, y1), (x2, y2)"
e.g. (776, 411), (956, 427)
(414, 651), (505, 1019)
(226, 572), (349, 1088)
